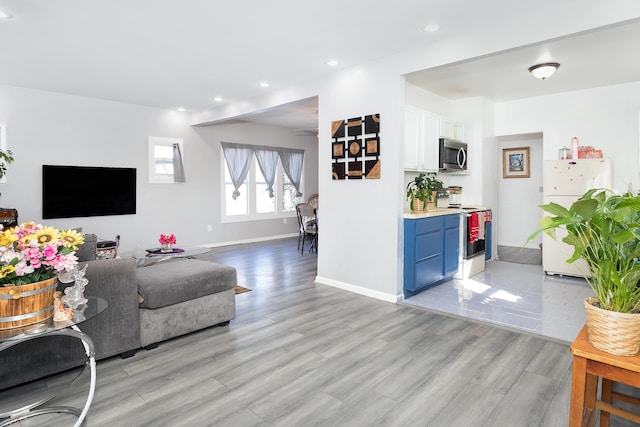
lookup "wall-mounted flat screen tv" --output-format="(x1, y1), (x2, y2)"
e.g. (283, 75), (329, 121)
(42, 165), (137, 219)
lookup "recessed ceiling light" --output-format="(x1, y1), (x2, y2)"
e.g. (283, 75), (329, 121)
(327, 59), (339, 67)
(214, 96), (223, 102)
(0, 10), (12, 19)
(259, 81), (270, 88)
(177, 107), (186, 112)
(422, 24), (440, 33)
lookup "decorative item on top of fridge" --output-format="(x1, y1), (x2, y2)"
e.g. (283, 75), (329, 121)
(558, 146), (571, 160)
(577, 145), (603, 159)
(559, 137), (603, 160)
(571, 137), (579, 160)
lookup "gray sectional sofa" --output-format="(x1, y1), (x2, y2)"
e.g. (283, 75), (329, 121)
(0, 243), (237, 391)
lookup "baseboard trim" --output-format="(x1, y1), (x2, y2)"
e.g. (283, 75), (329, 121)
(315, 275), (401, 303)
(201, 233), (298, 248)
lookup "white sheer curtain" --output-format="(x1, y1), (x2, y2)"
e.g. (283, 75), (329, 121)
(278, 147), (305, 198)
(221, 142), (254, 199)
(254, 148), (279, 198)
(172, 143), (185, 183)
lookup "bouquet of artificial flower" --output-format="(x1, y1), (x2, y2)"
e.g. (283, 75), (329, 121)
(0, 222), (84, 286)
(159, 233), (176, 246)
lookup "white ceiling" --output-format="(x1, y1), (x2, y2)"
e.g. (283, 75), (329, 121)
(405, 19), (640, 102)
(0, 1), (637, 130)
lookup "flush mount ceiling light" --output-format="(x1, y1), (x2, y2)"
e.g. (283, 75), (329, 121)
(213, 96), (223, 102)
(259, 81), (270, 88)
(326, 59), (339, 67)
(0, 10), (12, 19)
(528, 62), (560, 80)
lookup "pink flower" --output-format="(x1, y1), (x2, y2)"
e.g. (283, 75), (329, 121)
(14, 260), (34, 276)
(41, 244), (58, 261)
(52, 253), (78, 272)
(159, 233), (177, 245)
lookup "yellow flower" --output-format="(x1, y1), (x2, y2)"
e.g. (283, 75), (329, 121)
(0, 230), (17, 247)
(0, 265), (14, 279)
(34, 226), (59, 245)
(20, 235), (36, 248)
(60, 229), (85, 250)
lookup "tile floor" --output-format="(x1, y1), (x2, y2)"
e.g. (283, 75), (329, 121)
(402, 260), (595, 344)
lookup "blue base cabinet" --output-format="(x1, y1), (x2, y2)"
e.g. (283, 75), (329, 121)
(404, 214), (459, 298)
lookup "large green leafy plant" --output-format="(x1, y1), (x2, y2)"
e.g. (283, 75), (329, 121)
(527, 189), (640, 313)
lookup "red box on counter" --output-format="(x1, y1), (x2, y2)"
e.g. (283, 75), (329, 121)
(578, 149), (603, 159)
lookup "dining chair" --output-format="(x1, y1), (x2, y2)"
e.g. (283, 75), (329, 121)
(296, 202), (318, 255)
(307, 193), (319, 210)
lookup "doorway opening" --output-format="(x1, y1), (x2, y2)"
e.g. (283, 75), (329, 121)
(496, 132), (543, 265)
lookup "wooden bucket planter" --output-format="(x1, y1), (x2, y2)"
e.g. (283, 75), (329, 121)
(0, 277), (58, 330)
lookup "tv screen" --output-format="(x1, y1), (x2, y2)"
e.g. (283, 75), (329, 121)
(42, 165), (136, 219)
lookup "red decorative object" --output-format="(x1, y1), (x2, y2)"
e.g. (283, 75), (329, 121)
(158, 234), (176, 245)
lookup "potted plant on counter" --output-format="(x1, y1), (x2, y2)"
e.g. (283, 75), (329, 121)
(526, 188), (640, 355)
(406, 172), (444, 212)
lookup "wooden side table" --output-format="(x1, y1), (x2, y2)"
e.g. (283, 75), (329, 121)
(570, 324), (640, 426)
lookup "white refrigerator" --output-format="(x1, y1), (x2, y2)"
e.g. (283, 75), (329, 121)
(542, 159), (612, 277)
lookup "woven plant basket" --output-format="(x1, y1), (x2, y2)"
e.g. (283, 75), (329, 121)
(412, 198), (425, 212)
(0, 277), (58, 330)
(584, 297), (640, 356)
(426, 194), (437, 211)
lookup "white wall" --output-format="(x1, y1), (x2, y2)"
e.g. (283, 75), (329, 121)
(497, 133), (544, 248)
(193, 121), (319, 244)
(495, 81), (640, 198)
(315, 64), (405, 302)
(0, 85), (317, 252)
(405, 83), (453, 117)
(403, 85), (497, 209)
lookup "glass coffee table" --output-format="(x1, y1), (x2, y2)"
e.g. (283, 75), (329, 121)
(128, 246), (212, 267)
(0, 296), (107, 427)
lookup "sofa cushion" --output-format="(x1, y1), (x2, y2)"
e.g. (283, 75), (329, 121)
(76, 233), (97, 262)
(136, 259), (237, 309)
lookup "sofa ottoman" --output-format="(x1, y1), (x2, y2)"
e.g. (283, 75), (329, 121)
(136, 258), (237, 347)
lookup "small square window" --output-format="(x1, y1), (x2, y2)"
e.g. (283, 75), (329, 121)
(149, 136), (183, 183)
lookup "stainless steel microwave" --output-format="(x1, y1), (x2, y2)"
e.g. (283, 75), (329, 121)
(439, 138), (468, 171)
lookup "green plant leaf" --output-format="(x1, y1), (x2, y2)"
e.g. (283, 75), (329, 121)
(571, 199), (598, 220)
(539, 202), (570, 218)
(611, 229), (635, 245)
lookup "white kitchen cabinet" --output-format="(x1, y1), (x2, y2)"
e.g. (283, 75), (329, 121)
(404, 105), (422, 170)
(421, 112), (440, 171)
(404, 106), (440, 171)
(440, 118), (464, 141)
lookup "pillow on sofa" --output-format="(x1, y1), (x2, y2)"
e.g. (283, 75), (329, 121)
(96, 239), (118, 260)
(76, 233), (97, 262)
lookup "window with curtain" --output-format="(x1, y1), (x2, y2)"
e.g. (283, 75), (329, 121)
(148, 136), (185, 183)
(221, 143), (304, 222)
(255, 158), (276, 214)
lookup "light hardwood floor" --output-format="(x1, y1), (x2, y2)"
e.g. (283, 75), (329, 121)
(1, 237), (619, 426)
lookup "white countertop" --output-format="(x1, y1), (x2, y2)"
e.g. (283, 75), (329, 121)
(404, 206), (490, 218)
(404, 208), (462, 218)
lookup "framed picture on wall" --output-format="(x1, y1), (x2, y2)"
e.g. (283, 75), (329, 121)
(503, 146), (530, 178)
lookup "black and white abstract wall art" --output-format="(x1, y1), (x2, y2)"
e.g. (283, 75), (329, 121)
(331, 113), (380, 180)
